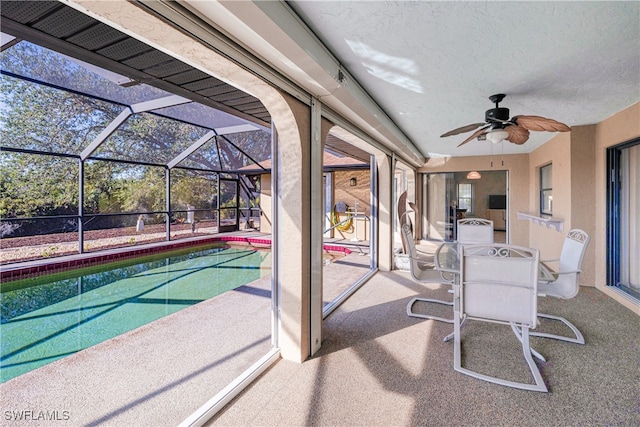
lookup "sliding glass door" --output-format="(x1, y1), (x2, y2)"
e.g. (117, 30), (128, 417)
(424, 171), (507, 242)
(607, 138), (640, 300)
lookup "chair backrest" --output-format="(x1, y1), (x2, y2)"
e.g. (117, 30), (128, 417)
(457, 218), (494, 244)
(460, 244), (539, 327)
(401, 223), (430, 281)
(548, 229), (591, 299)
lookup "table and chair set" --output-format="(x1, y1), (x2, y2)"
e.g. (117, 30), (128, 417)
(403, 218), (591, 392)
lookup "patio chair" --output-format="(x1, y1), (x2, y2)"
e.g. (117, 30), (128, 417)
(433, 218), (497, 338)
(454, 244), (547, 392)
(456, 218), (494, 244)
(532, 229), (591, 344)
(404, 224), (454, 323)
(405, 218), (495, 324)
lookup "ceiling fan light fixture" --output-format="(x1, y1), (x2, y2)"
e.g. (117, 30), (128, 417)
(486, 129), (509, 144)
(466, 171), (482, 180)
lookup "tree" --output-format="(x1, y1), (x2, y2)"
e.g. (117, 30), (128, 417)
(1, 39), (272, 237)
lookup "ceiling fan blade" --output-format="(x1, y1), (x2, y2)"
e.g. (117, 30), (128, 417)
(513, 115), (571, 132)
(441, 123), (485, 137)
(457, 126), (490, 147)
(505, 125), (530, 145)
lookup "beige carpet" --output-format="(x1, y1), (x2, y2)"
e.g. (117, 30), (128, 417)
(210, 269), (640, 427)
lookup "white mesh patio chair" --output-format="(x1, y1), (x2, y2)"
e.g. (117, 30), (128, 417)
(406, 218), (495, 324)
(457, 218), (494, 244)
(532, 229), (591, 344)
(403, 224), (455, 323)
(454, 244), (547, 392)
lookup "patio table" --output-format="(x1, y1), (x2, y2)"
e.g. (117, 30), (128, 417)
(434, 241), (549, 362)
(435, 241), (557, 282)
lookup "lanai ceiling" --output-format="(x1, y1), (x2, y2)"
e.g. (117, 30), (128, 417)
(0, 0), (271, 128)
(183, 1), (639, 159)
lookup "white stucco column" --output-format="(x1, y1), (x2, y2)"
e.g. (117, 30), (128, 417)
(272, 92), (318, 362)
(376, 154), (394, 271)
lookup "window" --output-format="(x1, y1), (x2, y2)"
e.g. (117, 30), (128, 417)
(457, 183), (473, 215)
(540, 164), (553, 215)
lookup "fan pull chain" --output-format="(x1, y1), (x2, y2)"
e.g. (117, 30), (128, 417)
(501, 141), (504, 166)
(490, 141), (493, 167)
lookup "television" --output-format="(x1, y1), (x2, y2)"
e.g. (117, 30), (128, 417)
(489, 194), (507, 210)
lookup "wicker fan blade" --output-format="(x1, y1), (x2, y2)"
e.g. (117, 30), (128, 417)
(514, 115), (571, 132)
(505, 125), (530, 145)
(441, 123), (486, 137)
(457, 126), (490, 147)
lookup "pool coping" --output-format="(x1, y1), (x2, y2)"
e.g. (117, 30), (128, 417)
(0, 233), (352, 282)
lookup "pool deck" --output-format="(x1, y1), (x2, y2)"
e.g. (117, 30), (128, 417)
(0, 232), (372, 426)
(0, 231), (364, 282)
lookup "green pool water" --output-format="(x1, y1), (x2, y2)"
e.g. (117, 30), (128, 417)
(0, 244), (271, 383)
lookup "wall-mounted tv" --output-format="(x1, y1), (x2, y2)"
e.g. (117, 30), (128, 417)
(489, 194), (507, 210)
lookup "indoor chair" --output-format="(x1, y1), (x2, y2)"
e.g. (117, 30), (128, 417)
(454, 243), (547, 392)
(533, 229), (591, 344)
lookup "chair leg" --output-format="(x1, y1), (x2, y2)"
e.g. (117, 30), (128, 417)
(443, 316), (465, 342)
(454, 322), (548, 392)
(518, 326), (549, 392)
(406, 297), (454, 323)
(530, 313), (585, 344)
(510, 323), (546, 362)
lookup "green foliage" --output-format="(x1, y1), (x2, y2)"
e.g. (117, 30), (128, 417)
(171, 170), (217, 210)
(0, 76), (121, 155)
(42, 246), (58, 258)
(0, 41), (270, 233)
(0, 152), (79, 217)
(0, 70), (118, 218)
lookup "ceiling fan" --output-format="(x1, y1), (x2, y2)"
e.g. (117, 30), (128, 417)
(441, 94), (571, 147)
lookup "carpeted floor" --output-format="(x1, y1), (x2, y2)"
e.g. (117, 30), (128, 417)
(210, 269), (640, 426)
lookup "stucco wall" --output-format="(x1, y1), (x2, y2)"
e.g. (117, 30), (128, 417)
(529, 132), (573, 275)
(594, 103), (640, 311)
(529, 126), (599, 287)
(570, 125), (597, 287)
(259, 173), (273, 234)
(332, 169), (371, 241)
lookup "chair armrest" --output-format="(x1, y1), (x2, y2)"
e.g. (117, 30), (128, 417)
(434, 243), (459, 272)
(538, 267), (582, 283)
(555, 269), (582, 275)
(538, 263), (557, 282)
(403, 253), (430, 262)
(402, 253), (434, 269)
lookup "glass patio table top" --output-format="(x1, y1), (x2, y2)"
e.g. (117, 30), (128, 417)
(434, 242), (558, 283)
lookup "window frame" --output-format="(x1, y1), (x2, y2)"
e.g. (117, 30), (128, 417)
(457, 182), (474, 215)
(540, 163), (553, 216)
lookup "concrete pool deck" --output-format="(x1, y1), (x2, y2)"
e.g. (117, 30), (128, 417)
(1, 231), (363, 281)
(0, 237), (372, 426)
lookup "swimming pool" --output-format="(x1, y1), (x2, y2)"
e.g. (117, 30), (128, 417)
(0, 244), (271, 383)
